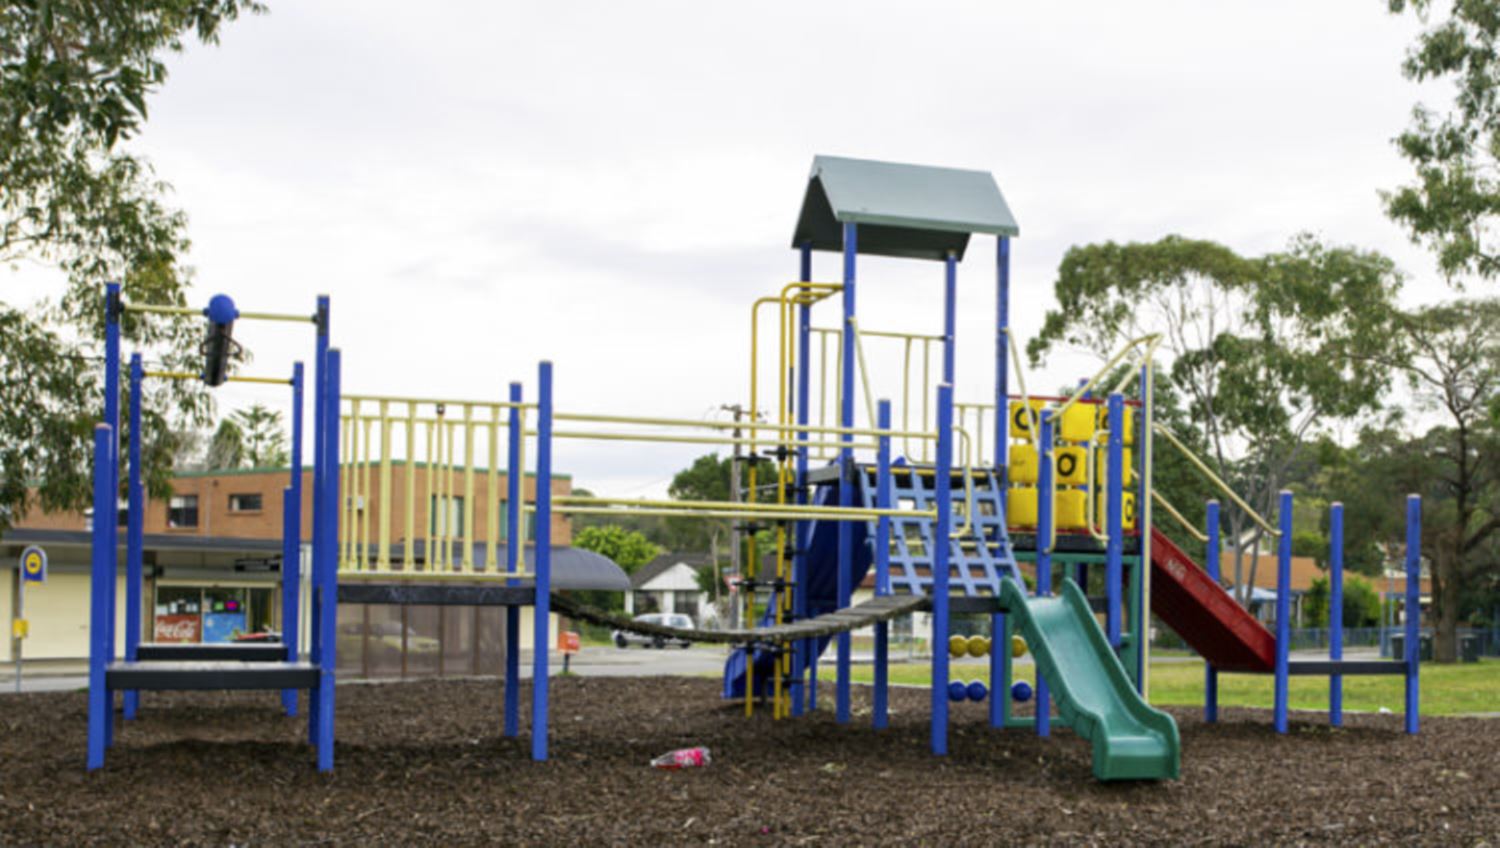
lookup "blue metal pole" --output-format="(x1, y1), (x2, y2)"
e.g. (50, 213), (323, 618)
(308, 295), (330, 746)
(836, 221), (856, 725)
(87, 424), (113, 770)
(123, 354), (144, 720)
(1036, 410), (1054, 738)
(1330, 502), (1344, 727)
(504, 381), (523, 738)
(794, 242), (813, 717)
(990, 236), (1010, 730)
(282, 361), (304, 717)
(943, 251), (957, 383)
(1274, 490), (1293, 734)
(314, 348), (341, 772)
(532, 361), (554, 761)
(873, 399), (892, 730)
(932, 383), (954, 756)
(1204, 500), (1221, 723)
(1105, 394), (1124, 648)
(1404, 494), (1421, 735)
(103, 283), (121, 745)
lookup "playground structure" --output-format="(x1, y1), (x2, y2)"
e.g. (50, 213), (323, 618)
(83, 155), (1424, 781)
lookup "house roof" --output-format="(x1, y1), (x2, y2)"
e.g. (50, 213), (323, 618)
(1218, 552), (1431, 596)
(631, 552), (712, 589)
(791, 155), (1019, 261)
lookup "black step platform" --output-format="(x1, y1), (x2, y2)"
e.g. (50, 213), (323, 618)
(136, 642), (288, 662)
(105, 661), (320, 691)
(1286, 660), (1411, 676)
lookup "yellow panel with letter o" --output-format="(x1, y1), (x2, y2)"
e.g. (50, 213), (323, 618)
(1095, 405), (1137, 446)
(1059, 403), (1095, 443)
(1008, 400), (1045, 439)
(1007, 486), (1038, 527)
(1095, 492), (1138, 530)
(1055, 489), (1088, 530)
(1054, 446), (1087, 486)
(1009, 443), (1040, 485)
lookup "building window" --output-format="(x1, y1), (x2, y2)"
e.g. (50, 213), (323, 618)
(168, 495), (199, 528)
(228, 493), (263, 513)
(496, 500), (534, 541)
(430, 495), (464, 536)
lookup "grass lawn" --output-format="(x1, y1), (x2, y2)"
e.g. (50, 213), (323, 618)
(817, 657), (1500, 716)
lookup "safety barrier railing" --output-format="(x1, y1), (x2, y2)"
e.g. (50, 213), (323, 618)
(1151, 422), (1279, 538)
(338, 394), (534, 578)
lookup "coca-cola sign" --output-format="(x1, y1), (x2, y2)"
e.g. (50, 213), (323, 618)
(154, 614), (201, 643)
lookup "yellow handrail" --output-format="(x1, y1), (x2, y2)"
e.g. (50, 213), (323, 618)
(1153, 491), (1209, 542)
(1151, 423), (1279, 537)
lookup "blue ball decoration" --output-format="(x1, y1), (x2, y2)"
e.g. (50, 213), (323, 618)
(948, 680), (968, 702)
(1011, 680), (1033, 703)
(966, 680), (988, 702)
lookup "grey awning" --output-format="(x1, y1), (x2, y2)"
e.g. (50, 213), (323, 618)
(792, 155), (1019, 261)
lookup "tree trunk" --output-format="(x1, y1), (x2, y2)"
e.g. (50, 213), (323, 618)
(1435, 542), (1458, 663)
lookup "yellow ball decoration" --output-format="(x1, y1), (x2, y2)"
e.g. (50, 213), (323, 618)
(1011, 635), (1028, 658)
(967, 635), (990, 658)
(948, 635), (968, 658)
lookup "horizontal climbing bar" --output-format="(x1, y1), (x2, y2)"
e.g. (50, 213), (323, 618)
(125, 303), (314, 323)
(144, 370), (290, 385)
(539, 429), (875, 450)
(812, 326), (946, 342)
(539, 505), (933, 523)
(553, 410), (935, 440)
(556, 495), (926, 519)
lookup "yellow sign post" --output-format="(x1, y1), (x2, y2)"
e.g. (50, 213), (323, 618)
(14, 546), (46, 693)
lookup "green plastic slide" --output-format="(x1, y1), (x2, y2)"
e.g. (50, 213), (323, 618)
(999, 578), (1180, 781)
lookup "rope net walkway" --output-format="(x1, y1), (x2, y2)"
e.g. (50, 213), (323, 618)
(548, 593), (926, 645)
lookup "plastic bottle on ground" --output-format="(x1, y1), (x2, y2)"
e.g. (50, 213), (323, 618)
(651, 747), (711, 769)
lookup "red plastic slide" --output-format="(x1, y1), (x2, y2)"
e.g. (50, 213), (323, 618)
(1148, 528), (1275, 673)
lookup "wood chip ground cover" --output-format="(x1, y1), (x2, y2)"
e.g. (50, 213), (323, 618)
(0, 677), (1494, 845)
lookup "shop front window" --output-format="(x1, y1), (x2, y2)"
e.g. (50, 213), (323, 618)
(155, 587), (203, 642)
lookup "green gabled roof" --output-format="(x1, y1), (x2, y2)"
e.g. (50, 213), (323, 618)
(792, 155), (1019, 261)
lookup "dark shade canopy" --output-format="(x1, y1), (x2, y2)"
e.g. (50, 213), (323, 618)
(791, 155), (1019, 261)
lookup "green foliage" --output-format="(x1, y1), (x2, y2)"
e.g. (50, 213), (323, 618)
(206, 418), (244, 470)
(572, 525), (660, 574)
(664, 453), (733, 552)
(1304, 575), (1383, 629)
(1028, 234), (1402, 601)
(1386, 0), (1500, 281)
(0, 1), (260, 531)
(231, 404), (288, 467)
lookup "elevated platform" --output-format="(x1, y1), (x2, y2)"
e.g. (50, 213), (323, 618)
(105, 661), (320, 691)
(135, 642), (287, 662)
(338, 582), (536, 606)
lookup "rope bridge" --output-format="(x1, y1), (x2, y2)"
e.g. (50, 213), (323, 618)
(549, 593), (926, 645)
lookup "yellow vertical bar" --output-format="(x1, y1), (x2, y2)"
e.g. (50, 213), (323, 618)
(424, 421), (435, 572)
(446, 420), (457, 571)
(922, 339), (932, 462)
(343, 403), (357, 570)
(486, 406), (500, 572)
(463, 405), (476, 573)
(515, 405), (528, 551)
(404, 404), (416, 568)
(378, 400), (392, 569)
(360, 417), (373, 571)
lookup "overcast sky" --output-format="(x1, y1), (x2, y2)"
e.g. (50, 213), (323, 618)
(10, 2), (1443, 495)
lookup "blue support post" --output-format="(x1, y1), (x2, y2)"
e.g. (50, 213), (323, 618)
(282, 361), (304, 716)
(123, 354), (144, 720)
(794, 242), (813, 717)
(1329, 502), (1344, 727)
(931, 383), (954, 755)
(1105, 394), (1124, 648)
(314, 348), (341, 772)
(1274, 490), (1293, 734)
(991, 236), (1010, 730)
(87, 424), (114, 770)
(873, 400), (892, 730)
(1036, 410), (1054, 738)
(308, 295), (330, 746)
(1404, 494), (1421, 735)
(836, 222), (856, 725)
(504, 382), (523, 737)
(103, 283), (121, 746)
(533, 361), (555, 761)
(943, 251), (957, 383)
(1204, 500), (1221, 723)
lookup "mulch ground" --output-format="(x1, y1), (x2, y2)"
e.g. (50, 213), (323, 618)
(0, 676), (1495, 846)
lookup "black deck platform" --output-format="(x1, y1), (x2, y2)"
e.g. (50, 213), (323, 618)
(1286, 659), (1411, 676)
(135, 642), (288, 662)
(337, 582), (536, 606)
(106, 661), (321, 691)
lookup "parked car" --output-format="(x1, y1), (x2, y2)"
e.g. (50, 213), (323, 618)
(613, 613), (694, 649)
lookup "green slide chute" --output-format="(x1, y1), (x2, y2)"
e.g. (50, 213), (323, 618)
(1000, 578), (1180, 781)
